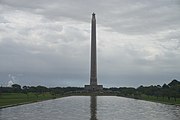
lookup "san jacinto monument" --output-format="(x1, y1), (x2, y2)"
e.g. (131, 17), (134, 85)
(85, 13), (103, 91)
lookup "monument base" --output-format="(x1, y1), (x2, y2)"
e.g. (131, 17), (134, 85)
(84, 85), (103, 91)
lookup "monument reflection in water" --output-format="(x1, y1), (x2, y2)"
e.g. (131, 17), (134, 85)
(90, 96), (97, 120)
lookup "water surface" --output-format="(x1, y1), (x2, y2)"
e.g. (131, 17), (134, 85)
(0, 96), (180, 120)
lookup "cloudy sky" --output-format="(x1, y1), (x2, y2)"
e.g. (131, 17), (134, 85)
(0, 0), (180, 87)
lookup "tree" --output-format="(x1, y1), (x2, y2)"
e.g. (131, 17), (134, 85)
(36, 86), (48, 96)
(12, 84), (21, 92)
(162, 84), (171, 100)
(22, 86), (29, 98)
(168, 79), (180, 87)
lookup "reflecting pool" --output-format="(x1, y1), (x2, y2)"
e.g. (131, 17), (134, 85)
(0, 96), (180, 120)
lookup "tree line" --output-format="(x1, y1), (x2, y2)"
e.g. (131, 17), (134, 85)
(0, 79), (179, 100)
(107, 79), (180, 101)
(0, 85), (83, 98)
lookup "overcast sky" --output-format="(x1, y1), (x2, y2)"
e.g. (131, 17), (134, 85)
(0, 0), (180, 87)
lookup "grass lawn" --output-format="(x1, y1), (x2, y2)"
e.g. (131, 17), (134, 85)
(0, 92), (56, 108)
(139, 94), (180, 105)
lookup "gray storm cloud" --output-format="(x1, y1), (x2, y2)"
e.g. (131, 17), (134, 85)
(0, 0), (180, 87)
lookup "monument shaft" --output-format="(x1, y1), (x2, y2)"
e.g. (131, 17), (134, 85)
(85, 13), (103, 91)
(90, 13), (97, 85)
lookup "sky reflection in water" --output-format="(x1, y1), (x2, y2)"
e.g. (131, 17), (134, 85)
(0, 96), (180, 120)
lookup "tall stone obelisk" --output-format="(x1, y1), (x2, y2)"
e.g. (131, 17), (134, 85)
(85, 13), (103, 91)
(90, 12), (97, 85)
